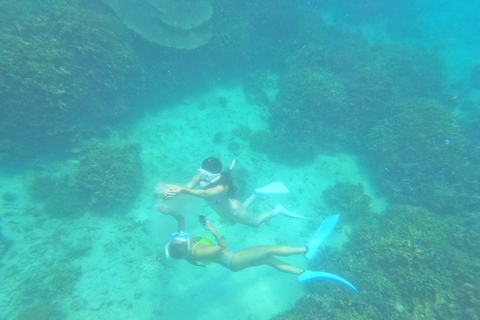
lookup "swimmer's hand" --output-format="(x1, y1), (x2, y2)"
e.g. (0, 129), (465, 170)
(164, 185), (183, 199)
(204, 221), (226, 248)
(203, 220), (215, 232)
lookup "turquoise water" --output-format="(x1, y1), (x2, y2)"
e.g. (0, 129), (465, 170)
(1, 1), (479, 319)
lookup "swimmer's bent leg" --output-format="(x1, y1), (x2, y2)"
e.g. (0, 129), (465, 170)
(228, 245), (306, 274)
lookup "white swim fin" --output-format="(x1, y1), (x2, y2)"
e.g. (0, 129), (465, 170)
(274, 204), (309, 219)
(255, 182), (289, 194)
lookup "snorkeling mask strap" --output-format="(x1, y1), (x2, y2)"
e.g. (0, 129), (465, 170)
(164, 236), (204, 267)
(165, 240), (172, 259)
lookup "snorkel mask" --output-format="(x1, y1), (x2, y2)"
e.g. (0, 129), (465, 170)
(165, 232), (190, 259)
(197, 168), (221, 187)
(197, 159), (235, 189)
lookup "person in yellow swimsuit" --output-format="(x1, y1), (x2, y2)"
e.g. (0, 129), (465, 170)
(156, 204), (358, 293)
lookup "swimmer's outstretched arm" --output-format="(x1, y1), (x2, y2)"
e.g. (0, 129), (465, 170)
(183, 175), (201, 189)
(165, 184), (226, 200)
(155, 204), (185, 232)
(163, 176), (201, 200)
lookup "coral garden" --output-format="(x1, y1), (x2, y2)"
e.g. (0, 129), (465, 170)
(269, 69), (348, 163)
(0, 0), (145, 160)
(273, 205), (480, 320)
(322, 182), (372, 222)
(367, 98), (480, 214)
(267, 30), (447, 163)
(1, 0), (479, 319)
(255, 8), (480, 213)
(76, 141), (143, 211)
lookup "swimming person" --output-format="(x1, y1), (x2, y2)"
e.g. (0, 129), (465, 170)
(162, 157), (308, 227)
(157, 204), (358, 293)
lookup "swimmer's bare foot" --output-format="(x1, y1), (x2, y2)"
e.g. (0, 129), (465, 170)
(155, 204), (172, 215)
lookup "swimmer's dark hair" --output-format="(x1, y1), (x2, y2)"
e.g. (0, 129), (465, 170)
(218, 170), (237, 198)
(202, 157), (237, 198)
(201, 157), (222, 174)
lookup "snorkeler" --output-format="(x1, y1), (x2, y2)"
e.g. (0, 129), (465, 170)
(156, 204), (357, 293)
(162, 157), (307, 227)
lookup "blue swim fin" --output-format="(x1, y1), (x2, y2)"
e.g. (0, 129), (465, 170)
(305, 214), (340, 260)
(298, 270), (358, 293)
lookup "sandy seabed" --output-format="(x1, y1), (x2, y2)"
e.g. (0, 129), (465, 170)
(0, 83), (386, 320)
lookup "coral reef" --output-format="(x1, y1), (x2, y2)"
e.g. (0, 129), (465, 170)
(272, 205), (480, 320)
(264, 16), (479, 213)
(269, 70), (348, 163)
(267, 16), (479, 210)
(367, 98), (480, 213)
(315, 0), (419, 36)
(101, 0), (213, 49)
(322, 182), (372, 222)
(249, 130), (271, 154)
(76, 142), (143, 211)
(262, 10), (445, 163)
(268, 23), (446, 164)
(232, 125), (252, 141)
(0, 0), (144, 160)
(242, 70), (276, 107)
